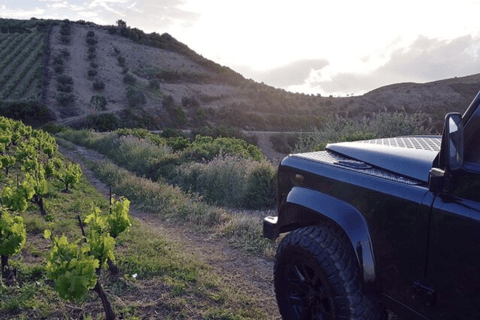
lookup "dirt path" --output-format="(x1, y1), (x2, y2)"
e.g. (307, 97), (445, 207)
(59, 144), (281, 319)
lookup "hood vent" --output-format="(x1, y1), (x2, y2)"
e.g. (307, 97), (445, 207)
(335, 159), (372, 169)
(358, 136), (441, 152)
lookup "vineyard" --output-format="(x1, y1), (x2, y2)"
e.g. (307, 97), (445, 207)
(0, 25), (46, 102)
(0, 116), (276, 319)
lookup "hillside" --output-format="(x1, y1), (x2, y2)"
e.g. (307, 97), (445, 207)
(1, 18), (479, 133)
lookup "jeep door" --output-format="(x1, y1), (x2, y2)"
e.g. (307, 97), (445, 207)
(423, 97), (480, 320)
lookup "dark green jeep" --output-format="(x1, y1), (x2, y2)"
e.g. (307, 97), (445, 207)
(264, 91), (480, 320)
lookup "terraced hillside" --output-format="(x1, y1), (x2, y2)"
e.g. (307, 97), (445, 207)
(1, 18), (479, 133)
(0, 19), (49, 103)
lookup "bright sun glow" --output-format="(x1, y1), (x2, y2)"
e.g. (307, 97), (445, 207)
(2, 0), (480, 95)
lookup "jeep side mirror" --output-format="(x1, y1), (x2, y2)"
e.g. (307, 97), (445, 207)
(429, 113), (463, 193)
(444, 113), (463, 172)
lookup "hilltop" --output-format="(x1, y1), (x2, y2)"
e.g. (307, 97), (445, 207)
(0, 18), (479, 133)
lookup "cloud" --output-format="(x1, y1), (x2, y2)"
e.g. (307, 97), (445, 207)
(0, 5), (45, 18)
(308, 35), (480, 95)
(243, 59), (329, 87)
(1, 0), (197, 31)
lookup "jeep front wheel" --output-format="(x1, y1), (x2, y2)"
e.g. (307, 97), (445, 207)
(274, 225), (386, 320)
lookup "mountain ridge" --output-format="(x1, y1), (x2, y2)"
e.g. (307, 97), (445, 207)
(0, 18), (479, 133)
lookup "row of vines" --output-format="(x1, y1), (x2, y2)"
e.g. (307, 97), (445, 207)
(0, 116), (131, 320)
(0, 30), (45, 101)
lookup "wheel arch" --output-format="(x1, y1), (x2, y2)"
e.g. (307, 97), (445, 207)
(278, 186), (378, 286)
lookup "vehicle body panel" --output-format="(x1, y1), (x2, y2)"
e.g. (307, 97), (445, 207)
(266, 91), (480, 320)
(277, 150), (434, 316)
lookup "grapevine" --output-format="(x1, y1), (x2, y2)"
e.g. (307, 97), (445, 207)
(54, 161), (82, 192)
(44, 230), (98, 301)
(0, 210), (26, 282)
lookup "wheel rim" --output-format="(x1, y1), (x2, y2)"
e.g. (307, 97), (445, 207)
(284, 258), (335, 320)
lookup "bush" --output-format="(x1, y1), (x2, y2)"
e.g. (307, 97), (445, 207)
(87, 69), (98, 77)
(148, 79), (160, 89)
(90, 61), (98, 68)
(60, 35), (70, 44)
(57, 83), (73, 93)
(86, 30), (95, 37)
(295, 110), (433, 152)
(56, 93), (74, 106)
(87, 52), (96, 60)
(123, 73), (136, 85)
(270, 133), (299, 154)
(60, 49), (70, 58)
(160, 128), (188, 139)
(173, 155), (276, 208)
(244, 163), (276, 208)
(126, 87), (145, 107)
(57, 75), (73, 85)
(90, 95), (107, 111)
(86, 38), (97, 45)
(54, 65), (64, 74)
(182, 135), (263, 162)
(162, 95), (175, 109)
(59, 28), (70, 36)
(93, 80), (105, 91)
(118, 56), (126, 66)
(88, 46), (96, 53)
(86, 113), (120, 131)
(53, 55), (64, 65)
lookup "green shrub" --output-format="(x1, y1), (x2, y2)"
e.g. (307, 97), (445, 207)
(86, 30), (95, 37)
(60, 35), (70, 44)
(86, 113), (120, 131)
(53, 55), (64, 65)
(57, 75), (73, 86)
(244, 162), (276, 208)
(86, 38), (97, 45)
(183, 135), (263, 162)
(60, 49), (70, 58)
(93, 80), (105, 90)
(54, 65), (64, 74)
(57, 83), (72, 93)
(55, 130), (270, 209)
(118, 56), (126, 66)
(59, 28), (70, 36)
(296, 110), (433, 152)
(123, 73), (136, 85)
(162, 95), (175, 109)
(148, 79), (160, 89)
(88, 46), (95, 53)
(87, 52), (96, 60)
(270, 133), (299, 154)
(90, 95), (107, 111)
(56, 93), (74, 106)
(126, 87), (145, 107)
(173, 155), (275, 208)
(87, 69), (98, 77)
(166, 137), (189, 152)
(160, 128), (188, 139)
(90, 61), (98, 68)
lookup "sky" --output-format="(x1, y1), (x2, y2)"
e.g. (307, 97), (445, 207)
(2, 0), (480, 97)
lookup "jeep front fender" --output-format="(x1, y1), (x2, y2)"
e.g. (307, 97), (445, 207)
(275, 186), (376, 284)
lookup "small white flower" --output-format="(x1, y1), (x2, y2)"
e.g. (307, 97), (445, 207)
(132, 273), (137, 279)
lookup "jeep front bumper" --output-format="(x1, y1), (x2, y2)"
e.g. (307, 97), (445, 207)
(263, 216), (279, 240)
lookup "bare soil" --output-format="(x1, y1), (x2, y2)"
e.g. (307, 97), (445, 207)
(59, 144), (282, 319)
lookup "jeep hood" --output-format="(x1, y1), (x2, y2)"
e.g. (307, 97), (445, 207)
(326, 136), (441, 183)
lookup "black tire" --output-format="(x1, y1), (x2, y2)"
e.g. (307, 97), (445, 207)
(274, 225), (386, 320)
